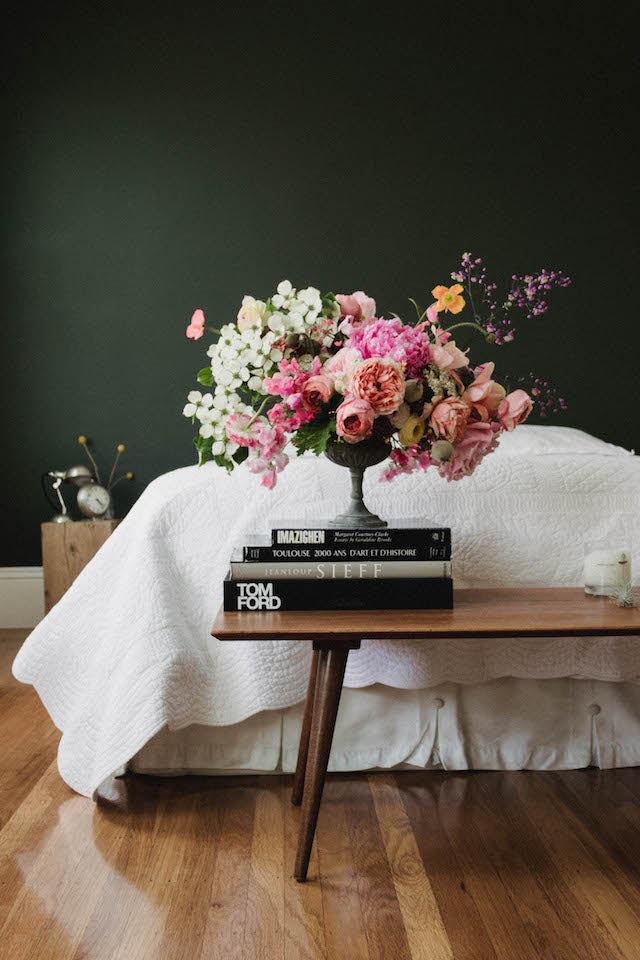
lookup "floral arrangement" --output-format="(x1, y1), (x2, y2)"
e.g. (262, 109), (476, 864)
(183, 253), (570, 489)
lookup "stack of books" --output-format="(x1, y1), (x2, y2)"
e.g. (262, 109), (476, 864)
(223, 524), (453, 611)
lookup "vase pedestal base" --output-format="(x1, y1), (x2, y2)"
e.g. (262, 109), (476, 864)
(327, 509), (387, 529)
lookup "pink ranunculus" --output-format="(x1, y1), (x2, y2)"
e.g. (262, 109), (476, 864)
(300, 374), (333, 410)
(349, 357), (405, 415)
(186, 308), (205, 340)
(463, 362), (506, 419)
(336, 398), (375, 444)
(429, 397), (471, 444)
(497, 389), (533, 431)
(336, 291), (376, 321)
(430, 332), (469, 371)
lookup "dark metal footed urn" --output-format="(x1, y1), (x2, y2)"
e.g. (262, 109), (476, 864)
(324, 437), (390, 528)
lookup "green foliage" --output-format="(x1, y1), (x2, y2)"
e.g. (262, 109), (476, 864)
(194, 435), (249, 472)
(291, 418), (336, 457)
(193, 435), (213, 465)
(197, 366), (213, 386)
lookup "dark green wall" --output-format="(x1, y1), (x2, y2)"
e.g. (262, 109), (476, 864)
(2, 3), (638, 564)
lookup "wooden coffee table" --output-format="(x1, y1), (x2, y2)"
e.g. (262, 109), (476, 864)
(212, 588), (640, 882)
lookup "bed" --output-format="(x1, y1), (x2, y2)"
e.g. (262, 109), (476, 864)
(12, 426), (640, 799)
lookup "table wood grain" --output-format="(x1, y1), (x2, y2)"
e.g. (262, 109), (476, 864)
(211, 588), (640, 641)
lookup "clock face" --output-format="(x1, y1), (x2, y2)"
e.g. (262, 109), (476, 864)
(77, 483), (112, 517)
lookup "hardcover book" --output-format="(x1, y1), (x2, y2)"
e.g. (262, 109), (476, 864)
(240, 542), (451, 562)
(270, 526), (451, 548)
(223, 574), (453, 611)
(230, 559), (452, 580)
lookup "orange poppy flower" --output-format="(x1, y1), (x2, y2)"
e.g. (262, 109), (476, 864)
(431, 283), (466, 315)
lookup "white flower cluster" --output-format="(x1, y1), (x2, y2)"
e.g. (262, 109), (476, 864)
(183, 280), (339, 461)
(182, 390), (253, 459)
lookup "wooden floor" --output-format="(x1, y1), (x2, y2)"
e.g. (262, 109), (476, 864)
(3, 631), (640, 959)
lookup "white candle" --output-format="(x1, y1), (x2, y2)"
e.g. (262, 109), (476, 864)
(584, 548), (631, 596)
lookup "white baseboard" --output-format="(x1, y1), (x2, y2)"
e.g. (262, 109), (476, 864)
(0, 567), (45, 628)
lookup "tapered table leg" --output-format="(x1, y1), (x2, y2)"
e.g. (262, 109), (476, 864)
(291, 648), (320, 806)
(294, 646), (349, 882)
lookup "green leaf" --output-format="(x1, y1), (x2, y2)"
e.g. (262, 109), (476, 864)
(233, 447), (249, 465)
(291, 418), (336, 457)
(193, 435), (213, 465)
(197, 367), (213, 386)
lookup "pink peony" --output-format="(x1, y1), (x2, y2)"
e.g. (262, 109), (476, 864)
(336, 398), (375, 444)
(336, 290), (377, 321)
(429, 397), (471, 444)
(346, 317), (431, 378)
(439, 422), (502, 481)
(186, 308), (205, 340)
(349, 357), (405, 415)
(300, 374), (333, 410)
(464, 362), (506, 420)
(498, 389), (533, 431)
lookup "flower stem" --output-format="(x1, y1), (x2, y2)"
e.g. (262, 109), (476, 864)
(247, 396), (269, 427)
(442, 320), (488, 336)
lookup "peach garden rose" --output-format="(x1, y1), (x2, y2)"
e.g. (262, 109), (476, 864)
(335, 398), (375, 444)
(429, 397), (471, 444)
(349, 357), (405, 415)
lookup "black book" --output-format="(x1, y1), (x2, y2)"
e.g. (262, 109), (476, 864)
(223, 574), (453, 611)
(270, 526), (451, 549)
(240, 542), (451, 562)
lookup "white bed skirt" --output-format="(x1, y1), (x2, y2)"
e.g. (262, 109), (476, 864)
(130, 676), (640, 776)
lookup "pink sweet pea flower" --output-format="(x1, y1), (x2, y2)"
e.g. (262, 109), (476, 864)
(186, 309), (205, 340)
(497, 390), (533, 431)
(261, 470), (277, 490)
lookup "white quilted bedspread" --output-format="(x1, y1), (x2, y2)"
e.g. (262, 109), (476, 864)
(13, 426), (640, 797)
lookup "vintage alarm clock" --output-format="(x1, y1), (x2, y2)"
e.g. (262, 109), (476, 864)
(76, 480), (113, 518)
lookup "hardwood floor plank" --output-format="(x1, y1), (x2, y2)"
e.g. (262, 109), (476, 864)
(284, 782), (327, 960)
(398, 773), (499, 960)
(242, 775), (286, 960)
(369, 774), (452, 960)
(343, 776), (413, 960)
(512, 772), (640, 959)
(469, 773), (616, 960)
(316, 777), (371, 960)
(426, 774), (541, 960)
(551, 769), (640, 888)
(200, 779), (257, 960)
(68, 776), (164, 960)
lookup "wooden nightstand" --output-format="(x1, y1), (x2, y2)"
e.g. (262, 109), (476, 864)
(41, 520), (120, 613)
